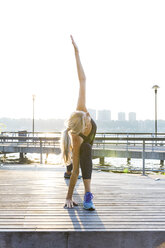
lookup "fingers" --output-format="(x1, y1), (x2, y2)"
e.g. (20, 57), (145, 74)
(70, 35), (74, 44)
(70, 35), (74, 45)
(69, 201), (73, 208)
(64, 200), (78, 208)
(70, 35), (78, 51)
(64, 203), (73, 208)
(64, 201), (73, 208)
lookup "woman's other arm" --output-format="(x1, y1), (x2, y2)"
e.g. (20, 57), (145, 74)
(65, 134), (82, 208)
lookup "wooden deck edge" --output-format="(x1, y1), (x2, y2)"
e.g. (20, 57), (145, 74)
(0, 231), (165, 248)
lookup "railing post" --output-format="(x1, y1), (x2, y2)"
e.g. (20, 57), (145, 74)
(127, 134), (128, 151)
(142, 139), (145, 176)
(134, 134), (135, 146)
(152, 133), (154, 151)
(40, 138), (43, 164)
(103, 134), (105, 149)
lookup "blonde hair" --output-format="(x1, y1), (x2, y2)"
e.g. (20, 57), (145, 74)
(60, 111), (86, 165)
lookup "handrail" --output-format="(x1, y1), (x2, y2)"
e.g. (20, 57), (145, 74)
(0, 135), (165, 142)
(0, 136), (59, 141)
(1, 131), (61, 134)
(1, 131), (165, 136)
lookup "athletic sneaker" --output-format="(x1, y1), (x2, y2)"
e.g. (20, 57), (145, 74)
(64, 172), (82, 179)
(83, 192), (95, 211)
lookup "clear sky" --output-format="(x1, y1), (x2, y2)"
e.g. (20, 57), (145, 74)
(0, 0), (165, 120)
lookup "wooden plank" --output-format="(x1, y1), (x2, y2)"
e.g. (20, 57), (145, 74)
(1, 217), (165, 220)
(0, 220), (165, 224)
(1, 212), (165, 216)
(0, 223), (165, 227)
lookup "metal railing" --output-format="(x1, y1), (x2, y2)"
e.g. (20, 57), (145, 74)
(0, 133), (165, 175)
(2, 131), (165, 137)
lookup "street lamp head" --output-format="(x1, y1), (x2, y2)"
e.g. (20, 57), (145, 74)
(152, 85), (160, 90)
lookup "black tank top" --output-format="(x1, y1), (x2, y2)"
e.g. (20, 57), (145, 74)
(79, 118), (97, 145)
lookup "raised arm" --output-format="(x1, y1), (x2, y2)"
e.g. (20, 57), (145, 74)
(71, 35), (87, 112)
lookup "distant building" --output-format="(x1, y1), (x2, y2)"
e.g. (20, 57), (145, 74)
(88, 109), (96, 120)
(97, 110), (111, 121)
(118, 112), (126, 121)
(129, 112), (136, 121)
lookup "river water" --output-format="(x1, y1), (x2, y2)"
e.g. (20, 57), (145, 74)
(1, 152), (164, 173)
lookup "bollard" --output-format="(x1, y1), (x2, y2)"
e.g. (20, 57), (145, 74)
(19, 153), (24, 160)
(100, 157), (105, 165)
(160, 160), (164, 167)
(127, 158), (131, 165)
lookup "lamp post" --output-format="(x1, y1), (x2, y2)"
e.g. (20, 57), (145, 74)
(32, 94), (36, 136)
(152, 85), (159, 136)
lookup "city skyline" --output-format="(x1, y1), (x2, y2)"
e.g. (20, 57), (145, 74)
(89, 109), (137, 121)
(1, 116), (165, 133)
(2, 108), (163, 121)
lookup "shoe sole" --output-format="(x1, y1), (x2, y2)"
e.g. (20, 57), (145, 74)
(83, 206), (95, 211)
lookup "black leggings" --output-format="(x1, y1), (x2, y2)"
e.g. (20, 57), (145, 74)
(66, 143), (93, 179)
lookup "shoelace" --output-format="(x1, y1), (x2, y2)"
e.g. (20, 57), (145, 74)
(84, 192), (94, 203)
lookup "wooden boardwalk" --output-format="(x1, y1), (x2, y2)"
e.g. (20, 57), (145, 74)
(0, 164), (165, 248)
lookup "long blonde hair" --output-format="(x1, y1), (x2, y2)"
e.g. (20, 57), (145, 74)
(60, 111), (86, 165)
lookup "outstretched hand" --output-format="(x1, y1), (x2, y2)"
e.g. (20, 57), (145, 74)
(64, 199), (79, 208)
(70, 35), (79, 53)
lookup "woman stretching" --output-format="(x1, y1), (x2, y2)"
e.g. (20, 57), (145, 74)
(61, 35), (97, 210)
